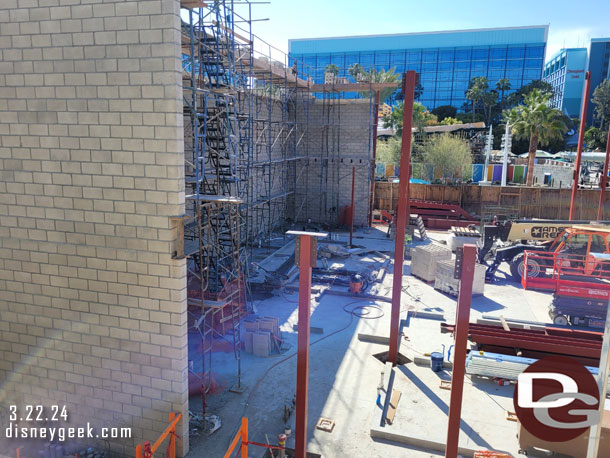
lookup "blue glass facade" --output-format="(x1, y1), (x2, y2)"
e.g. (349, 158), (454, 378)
(587, 38), (610, 125)
(289, 26), (548, 110)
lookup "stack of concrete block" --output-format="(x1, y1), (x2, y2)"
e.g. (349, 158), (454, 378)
(243, 315), (281, 357)
(434, 260), (486, 296)
(252, 332), (271, 357)
(410, 244), (452, 282)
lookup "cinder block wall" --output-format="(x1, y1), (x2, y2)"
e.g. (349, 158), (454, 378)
(532, 163), (574, 188)
(0, 0), (189, 455)
(295, 99), (373, 226)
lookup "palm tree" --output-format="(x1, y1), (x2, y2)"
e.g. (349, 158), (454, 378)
(348, 63), (364, 82)
(496, 78), (511, 103)
(505, 89), (568, 186)
(360, 67), (400, 102)
(382, 101), (435, 136)
(325, 64), (339, 76)
(466, 77), (489, 122)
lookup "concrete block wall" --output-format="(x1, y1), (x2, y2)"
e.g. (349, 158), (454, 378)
(0, 0), (189, 456)
(294, 99), (373, 226)
(531, 163), (574, 189)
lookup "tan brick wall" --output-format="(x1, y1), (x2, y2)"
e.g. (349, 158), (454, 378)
(0, 0), (188, 455)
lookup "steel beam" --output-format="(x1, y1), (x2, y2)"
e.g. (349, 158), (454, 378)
(350, 166), (355, 247)
(569, 71), (591, 220)
(597, 123), (610, 220)
(286, 230), (327, 458)
(445, 244), (476, 458)
(388, 71), (416, 364)
(369, 90), (381, 227)
(440, 323), (603, 359)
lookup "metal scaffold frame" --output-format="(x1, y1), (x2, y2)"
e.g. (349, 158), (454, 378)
(179, 0), (311, 415)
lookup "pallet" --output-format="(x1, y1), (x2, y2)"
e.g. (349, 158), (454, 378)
(451, 226), (481, 237)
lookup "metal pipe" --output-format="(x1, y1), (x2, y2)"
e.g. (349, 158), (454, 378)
(445, 244), (477, 458)
(369, 90), (381, 227)
(569, 71), (591, 220)
(350, 166), (355, 247)
(596, 123), (610, 220)
(388, 71), (416, 364)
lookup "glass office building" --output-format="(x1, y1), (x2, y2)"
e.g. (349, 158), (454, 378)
(587, 38), (610, 126)
(543, 48), (588, 118)
(289, 26), (548, 110)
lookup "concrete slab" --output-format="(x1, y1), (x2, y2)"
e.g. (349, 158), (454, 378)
(370, 358), (518, 457)
(189, 227), (555, 457)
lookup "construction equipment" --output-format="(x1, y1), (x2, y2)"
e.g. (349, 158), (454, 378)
(522, 250), (610, 327)
(480, 220), (610, 282)
(349, 274), (365, 294)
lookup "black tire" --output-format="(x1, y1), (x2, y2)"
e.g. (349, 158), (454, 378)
(510, 253), (541, 282)
(553, 314), (569, 326)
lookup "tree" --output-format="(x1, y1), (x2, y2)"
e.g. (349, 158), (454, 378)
(382, 101), (436, 136)
(505, 89), (568, 186)
(348, 63), (364, 82)
(506, 80), (554, 107)
(466, 77), (500, 125)
(431, 105), (457, 122)
(324, 64), (339, 76)
(591, 79), (610, 129)
(359, 67), (400, 103)
(584, 126), (609, 150)
(482, 89), (499, 125)
(466, 77), (489, 122)
(421, 133), (473, 181)
(496, 78), (511, 103)
(440, 117), (460, 125)
(376, 136), (402, 164)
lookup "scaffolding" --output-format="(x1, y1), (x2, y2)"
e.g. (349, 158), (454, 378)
(180, 0), (311, 413)
(179, 0), (388, 420)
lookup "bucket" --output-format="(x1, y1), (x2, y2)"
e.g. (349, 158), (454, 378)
(430, 352), (444, 372)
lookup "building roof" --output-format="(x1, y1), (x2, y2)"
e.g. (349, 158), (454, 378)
(289, 25), (549, 54)
(417, 122), (486, 133)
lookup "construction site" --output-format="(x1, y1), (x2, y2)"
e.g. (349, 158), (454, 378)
(3, 1), (610, 458)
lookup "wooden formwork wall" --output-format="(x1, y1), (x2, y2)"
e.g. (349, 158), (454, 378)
(374, 183), (610, 220)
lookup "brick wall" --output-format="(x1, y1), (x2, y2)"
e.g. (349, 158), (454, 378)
(0, 0), (189, 455)
(295, 99), (373, 226)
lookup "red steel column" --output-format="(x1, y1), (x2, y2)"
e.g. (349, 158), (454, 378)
(597, 123), (610, 220)
(285, 231), (328, 458)
(369, 90), (381, 227)
(445, 244), (477, 458)
(388, 71), (416, 363)
(350, 166), (355, 247)
(569, 71), (591, 220)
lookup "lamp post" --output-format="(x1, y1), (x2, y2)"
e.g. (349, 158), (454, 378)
(501, 122), (512, 187)
(482, 125), (492, 184)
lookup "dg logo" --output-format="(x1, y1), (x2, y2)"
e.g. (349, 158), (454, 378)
(514, 355), (600, 442)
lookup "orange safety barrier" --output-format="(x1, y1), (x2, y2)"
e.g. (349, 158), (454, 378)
(523, 250), (610, 298)
(223, 417), (248, 458)
(222, 417), (287, 457)
(136, 412), (182, 458)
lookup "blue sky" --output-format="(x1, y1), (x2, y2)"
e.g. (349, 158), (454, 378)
(232, 0), (610, 62)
